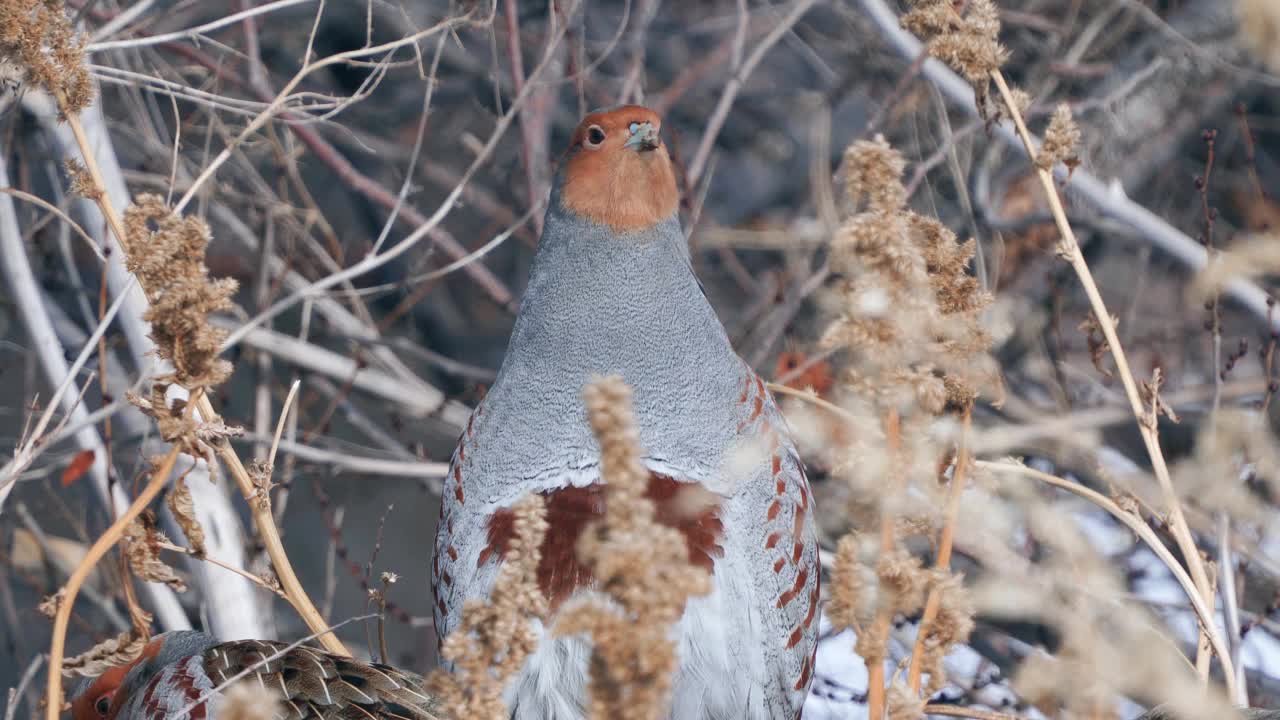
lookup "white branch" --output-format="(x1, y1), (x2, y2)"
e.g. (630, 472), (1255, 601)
(855, 0), (1279, 330)
(24, 92), (270, 639)
(0, 155), (191, 632)
(218, 319), (472, 427)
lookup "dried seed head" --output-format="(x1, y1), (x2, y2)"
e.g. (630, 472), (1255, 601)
(1036, 104), (1081, 172)
(551, 376), (713, 720)
(901, 0), (1008, 117)
(429, 494), (548, 718)
(121, 195), (238, 391)
(0, 0), (93, 116)
(122, 508), (186, 591)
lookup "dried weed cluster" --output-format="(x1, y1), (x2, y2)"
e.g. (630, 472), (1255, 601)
(0, 0), (91, 114)
(430, 495), (549, 718)
(901, 0), (1006, 117)
(821, 134), (995, 707)
(121, 195), (239, 392)
(553, 377), (713, 720)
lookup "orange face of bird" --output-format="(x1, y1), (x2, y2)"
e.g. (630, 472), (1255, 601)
(560, 105), (679, 232)
(69, 636), (163, 720)
(70, 667), (125, 720)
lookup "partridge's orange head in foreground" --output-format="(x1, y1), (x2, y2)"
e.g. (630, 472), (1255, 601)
(559, 104), (679, 231)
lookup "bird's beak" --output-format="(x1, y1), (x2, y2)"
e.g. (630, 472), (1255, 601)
(624, 122), (661, 152)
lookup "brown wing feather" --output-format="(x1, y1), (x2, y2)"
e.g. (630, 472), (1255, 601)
(201, 641), (440, 720)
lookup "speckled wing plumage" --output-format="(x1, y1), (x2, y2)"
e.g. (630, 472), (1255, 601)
(731, 367), (821, 712)
(111, 636), (439, 720)
(430, 141), (820, 717)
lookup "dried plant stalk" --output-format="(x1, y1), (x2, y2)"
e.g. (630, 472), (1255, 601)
(554, 375), (712, 720)
(895, 0), (1235, 700)
(986, 71), (1229, 691)
(55, 100), (346, 658)
(429, 495), (548, 718)
(821, 131), (994, 715)
(45, 445), (182, 720)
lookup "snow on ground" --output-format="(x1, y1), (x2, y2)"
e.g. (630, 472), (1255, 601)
(806, 454), (1280, 716)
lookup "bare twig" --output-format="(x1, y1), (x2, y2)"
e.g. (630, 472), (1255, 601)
(86, 0), (317, 52)
(3, 655), (44, 720)
(45, 445), (182, 720)
(987, 71), (1226, 694)
(686, 0), (820, 186)
(155, 541), (286, 600)
(0, 278), (133, 493)
(853, 0), (1280, 332)
(978, 460), (1234, 686)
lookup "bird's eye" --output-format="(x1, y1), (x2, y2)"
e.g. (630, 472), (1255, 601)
(584, 125), (606, 149)
(94, 694), (113, 716)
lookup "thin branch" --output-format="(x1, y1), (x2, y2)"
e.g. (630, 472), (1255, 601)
(156, 541), (286, 599)
(3, 655), (44, 720)
(233, 435), (448, 479)
(978, 460), (1233, 686)
(86, 0), (317, 52)
(987, 70), (1227, 695)
(686, 0), (820, 186)
(213, 10), (578, 347)
(0, 188), (103, 261)
(216, 319), (470, 424)
(45, 445), (182, 720)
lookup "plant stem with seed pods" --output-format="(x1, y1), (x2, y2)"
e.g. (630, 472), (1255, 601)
(987, 71), (1234, 700)
(865, 408), (902, 720)
(906, 407), (972, 694)
(55, 98), (348, 658)
(45, 445), (182, 720)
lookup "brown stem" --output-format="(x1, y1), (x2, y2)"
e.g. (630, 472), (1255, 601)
(58, 106), (348, 657)
(865, 408), (902, 720)
(922, 704), (1022, 720)
(987, 70), (1231, 698)
(906, 406), (972, 694)
(45, 446), (181, 720)
(196, 393), (345, 655)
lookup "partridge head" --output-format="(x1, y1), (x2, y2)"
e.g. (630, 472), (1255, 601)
(431, 105), (820, 719)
